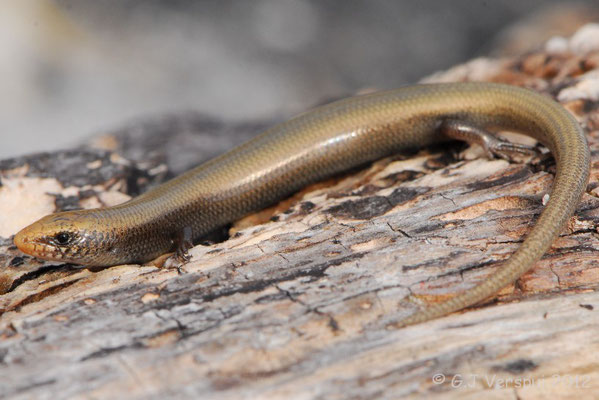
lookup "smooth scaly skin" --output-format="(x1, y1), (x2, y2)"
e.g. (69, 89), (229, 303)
(14, 82), (590, 327)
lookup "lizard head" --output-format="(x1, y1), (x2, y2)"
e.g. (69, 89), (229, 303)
(14, 210), (117, 266)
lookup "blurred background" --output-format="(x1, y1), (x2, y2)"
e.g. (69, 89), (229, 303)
(2, 0), (598, 159)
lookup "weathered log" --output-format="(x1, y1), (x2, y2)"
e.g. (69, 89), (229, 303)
(2, 24), (599, 400)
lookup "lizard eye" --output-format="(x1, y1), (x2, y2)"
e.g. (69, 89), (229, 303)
(54, 232), (72, 245)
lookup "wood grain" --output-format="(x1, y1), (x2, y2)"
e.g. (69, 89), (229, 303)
(2, 24), (599, 400)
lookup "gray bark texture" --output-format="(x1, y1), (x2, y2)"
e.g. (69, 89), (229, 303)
(2, 24), (599, 400)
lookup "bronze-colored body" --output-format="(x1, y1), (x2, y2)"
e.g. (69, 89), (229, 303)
(14, 82), (590, 327)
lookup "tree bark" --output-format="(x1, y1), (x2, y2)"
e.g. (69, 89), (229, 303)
(2, 24), (599, 400)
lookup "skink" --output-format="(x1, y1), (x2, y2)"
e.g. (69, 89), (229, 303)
(13, 82), (590, 327)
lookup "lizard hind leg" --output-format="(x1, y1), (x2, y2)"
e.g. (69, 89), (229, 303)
(439, 119), (540, 161)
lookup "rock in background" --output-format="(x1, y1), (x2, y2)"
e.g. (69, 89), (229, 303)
(2, 0), (598, 159)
